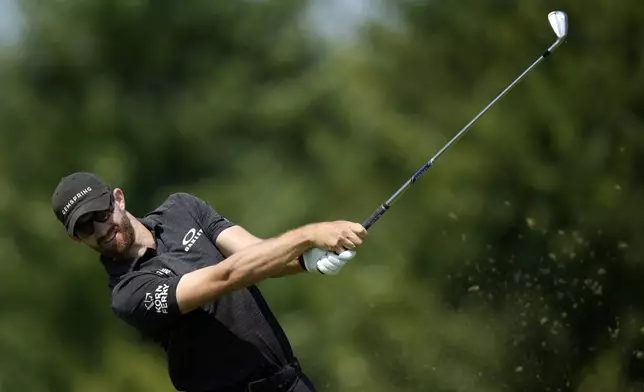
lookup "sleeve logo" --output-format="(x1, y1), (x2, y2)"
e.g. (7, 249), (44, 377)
(144, 284), (170, 314)
(155, 268), (172, 277)
(143, 292), (154, 310)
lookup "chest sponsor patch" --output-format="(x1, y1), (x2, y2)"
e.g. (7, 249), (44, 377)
(182, 228), (203, 252)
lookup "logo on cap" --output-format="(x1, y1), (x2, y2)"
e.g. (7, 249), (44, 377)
(61, 187), (93, 216)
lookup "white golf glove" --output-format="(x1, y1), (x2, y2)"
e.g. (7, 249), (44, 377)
(301, 248), (357, 275)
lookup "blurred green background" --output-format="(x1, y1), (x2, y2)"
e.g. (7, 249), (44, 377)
(1, 0), (643, 391)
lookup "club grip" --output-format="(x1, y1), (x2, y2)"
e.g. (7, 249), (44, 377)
(362, 204), (389, 230)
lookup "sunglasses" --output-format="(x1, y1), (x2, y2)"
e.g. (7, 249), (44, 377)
(74, 195), (115, 238)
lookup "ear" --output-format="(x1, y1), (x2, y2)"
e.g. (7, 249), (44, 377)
(113, 188), (126, 211)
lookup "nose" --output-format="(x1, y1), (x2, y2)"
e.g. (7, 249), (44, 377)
(93, 220), (112, 238)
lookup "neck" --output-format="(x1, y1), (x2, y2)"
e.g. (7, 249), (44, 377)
(128, 213), (156, 260)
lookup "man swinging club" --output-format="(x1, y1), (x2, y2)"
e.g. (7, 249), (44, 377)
(51, 172), (367, 392)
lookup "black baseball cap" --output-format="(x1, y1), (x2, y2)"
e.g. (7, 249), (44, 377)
(52, 172), (113, 236)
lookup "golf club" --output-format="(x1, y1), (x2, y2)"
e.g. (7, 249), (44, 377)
(361, 10), (569, 230)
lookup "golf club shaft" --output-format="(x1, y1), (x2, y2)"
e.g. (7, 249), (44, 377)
(362, 37), (566, 230)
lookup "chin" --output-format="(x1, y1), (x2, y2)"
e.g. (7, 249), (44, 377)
(101, 232), (132, 257)
(113, 232), (132, 253)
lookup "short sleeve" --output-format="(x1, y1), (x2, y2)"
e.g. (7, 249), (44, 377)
(173, 193), (236, 241)
(111, 271), (182, 331)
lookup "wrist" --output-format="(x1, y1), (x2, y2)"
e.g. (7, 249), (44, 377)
(295, 224), (316, 250)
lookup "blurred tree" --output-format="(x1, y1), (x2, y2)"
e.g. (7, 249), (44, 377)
(338, 0), (644, 391)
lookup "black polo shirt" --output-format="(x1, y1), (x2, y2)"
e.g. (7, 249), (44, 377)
(101, 193), (297, 392)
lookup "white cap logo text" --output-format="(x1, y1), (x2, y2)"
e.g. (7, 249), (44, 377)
(62, 187), (92, 216)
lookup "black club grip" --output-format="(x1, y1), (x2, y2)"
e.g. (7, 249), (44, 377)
(362, 204), (389, 230)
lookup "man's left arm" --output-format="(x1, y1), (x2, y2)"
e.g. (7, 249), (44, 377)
(180, 193), (305, 277)
(216, 225), (305, 278)
(182, 192), (356, 277)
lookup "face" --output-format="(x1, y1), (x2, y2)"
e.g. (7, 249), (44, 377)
(74, 189), (136, 258)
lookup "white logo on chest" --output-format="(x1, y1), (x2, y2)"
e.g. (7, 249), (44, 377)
(182, 228), (203, 252)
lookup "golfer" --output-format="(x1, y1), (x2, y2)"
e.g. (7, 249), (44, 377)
(51, 172), (367, 392)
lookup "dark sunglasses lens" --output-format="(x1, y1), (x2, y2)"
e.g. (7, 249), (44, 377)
(94, 210), (111, 223)
(74, 207), (113, 237)
(75, 220), (95, 237)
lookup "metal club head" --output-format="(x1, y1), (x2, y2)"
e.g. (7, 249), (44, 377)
(548, 11), (568, 39)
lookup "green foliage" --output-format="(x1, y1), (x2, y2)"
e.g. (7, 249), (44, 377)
(1, 0), (643, 391)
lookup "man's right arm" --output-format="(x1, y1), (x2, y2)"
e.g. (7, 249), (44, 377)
(111, 227), (314, 329)
(111, 221), (366, 328)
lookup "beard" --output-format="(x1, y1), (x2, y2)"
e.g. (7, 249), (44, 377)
(96, 213), (136, 258)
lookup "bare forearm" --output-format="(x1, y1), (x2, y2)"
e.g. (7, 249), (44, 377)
(215, 225), (307, 280)
(222, 229), (311, 285)
(268, 258), (306, 278)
